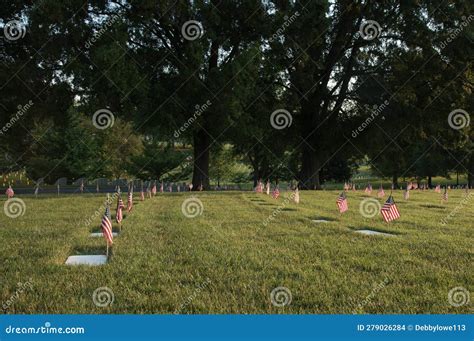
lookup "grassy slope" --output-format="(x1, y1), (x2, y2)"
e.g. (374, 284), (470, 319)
(0, 190), (472, 314)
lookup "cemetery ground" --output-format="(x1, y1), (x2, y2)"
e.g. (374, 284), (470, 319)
(1, 190), (472, 314)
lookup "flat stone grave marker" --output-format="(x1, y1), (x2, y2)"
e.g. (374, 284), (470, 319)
(312, 219), (329, 223)
(90, 232), (118, 238)
(65, 255), (107, 266)
(354, 229), (394, 237)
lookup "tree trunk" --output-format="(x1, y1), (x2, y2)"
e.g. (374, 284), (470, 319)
(428, 175), (432, 188)
(468, 172), (473, 188)
(392, 174), (398, 188)
(456, 171), (459, 186)
(192, 129), (210, 190)
(298, 144), (321, 190)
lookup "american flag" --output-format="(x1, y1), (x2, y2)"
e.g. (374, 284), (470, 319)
(336, 191), (348, 213)
(127, 191), (133, 212)
(101, 204), (114, 245)
(159, 182), (163, 193)
(293, 188), (300, 204)
(272, 186), (280, 199)
(116, 196), (124, 224)
(265, 181), (270, 195)
(381, 195), (400, 222)
(377, 185), (385, 198)
(365, 183), (372, 195)
(442, 187), (448, 202)
(403, 188), (410, 200)
(435, 184), (441, 193)
(5, 185), (14, 198)
(152, 182), (157, 195)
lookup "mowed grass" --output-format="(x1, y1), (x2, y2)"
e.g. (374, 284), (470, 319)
(0, 190), (472, 314)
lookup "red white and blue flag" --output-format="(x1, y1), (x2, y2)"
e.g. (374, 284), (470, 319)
(101, 204), (114, 245)
(381, 195), (400, 222)
(116, 196), (124, 224)
(377, 185), (385, 198)
(336, 192), (348, 213)
(272, 186), (280, 199)
(5, 185), (14, 198)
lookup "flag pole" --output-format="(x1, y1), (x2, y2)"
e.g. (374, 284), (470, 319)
(106, 193), (110, 258)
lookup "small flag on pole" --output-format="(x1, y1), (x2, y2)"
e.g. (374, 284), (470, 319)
(377, 184), (385, 198)
(435, 184), (441, 193)
(442, 186), (448, 202)
(6, 185), (14, 198)
(152, 182), (158, 195)
(336, 191), (348, 213)
(381, 195), (400, 222)
(101, 203), (114, 246)
(116, 196), (124, 224)
(265, 181), (270, 195)
(365, 183), (372, 195)
(272, 186), (280, 199)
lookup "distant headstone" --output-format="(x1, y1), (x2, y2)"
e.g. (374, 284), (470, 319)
(73, 178), (86, 186)
(55, 177), (67, 186)
(65, 255), (107, 266)
(355, 229), (394, 237)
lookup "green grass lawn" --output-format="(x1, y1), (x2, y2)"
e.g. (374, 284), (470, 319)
(1, 190), (472, 314)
